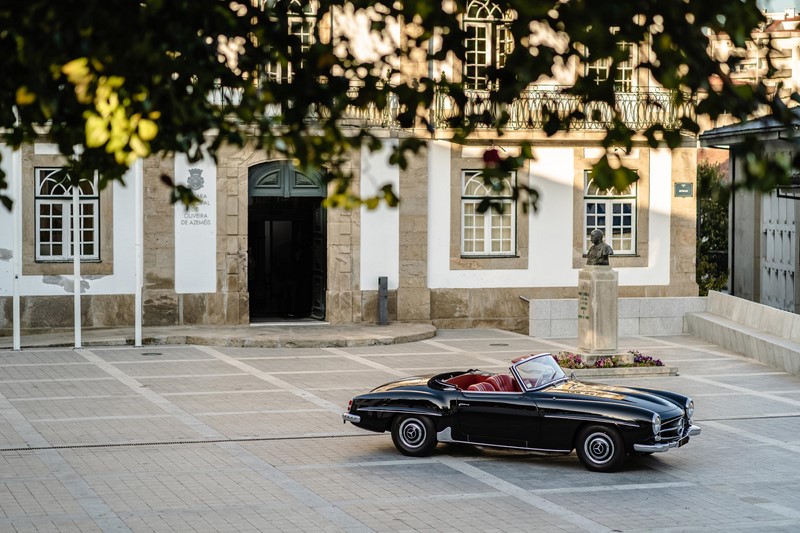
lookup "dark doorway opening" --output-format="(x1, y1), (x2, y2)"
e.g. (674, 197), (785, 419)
(248, 196), (325, 321)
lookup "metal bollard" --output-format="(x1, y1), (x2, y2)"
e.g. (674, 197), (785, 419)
(378, 276), (388, 325)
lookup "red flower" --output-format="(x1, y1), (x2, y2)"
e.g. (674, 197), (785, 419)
(483, 148), (501, 166)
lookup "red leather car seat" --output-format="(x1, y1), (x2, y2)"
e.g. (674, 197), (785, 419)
(487, 374), (517, 392)
(466, 381), (496, 392)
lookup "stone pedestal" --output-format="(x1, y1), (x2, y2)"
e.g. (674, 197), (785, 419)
(578, 265), (618, 354)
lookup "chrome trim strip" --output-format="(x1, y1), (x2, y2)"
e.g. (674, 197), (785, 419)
(461, 391), (520, 394)
(466, 441), (571, 454)
(542, 413), (639, 428)
(436, 427), (570, 453)
(635, 425), (700, 452)
(357, 407), (443, 417)
(342, 413), (361, 424)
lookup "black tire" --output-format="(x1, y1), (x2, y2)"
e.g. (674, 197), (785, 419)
(391, 415), (438, 457)
(576, 425), (627, 472)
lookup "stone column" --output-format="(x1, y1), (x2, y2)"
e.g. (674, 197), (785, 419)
(578, 265), (618, 354)
(396, 143), (431, 323)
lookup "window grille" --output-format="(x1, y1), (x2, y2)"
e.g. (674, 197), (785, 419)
(583, 170), (637, 255)
(463, 0), (515, 90)
(461, 170), (516, 256)
(34, 168), (100, 261)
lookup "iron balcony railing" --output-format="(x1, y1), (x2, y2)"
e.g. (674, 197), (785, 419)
(433, 87), (695, 131)
(210, 84), (695, 131)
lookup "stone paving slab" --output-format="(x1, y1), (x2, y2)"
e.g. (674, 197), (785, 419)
(1, 329), (800, 532)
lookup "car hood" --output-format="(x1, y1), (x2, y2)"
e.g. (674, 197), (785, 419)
(549, 380), (683, 415)
(370, 376), (431, 393)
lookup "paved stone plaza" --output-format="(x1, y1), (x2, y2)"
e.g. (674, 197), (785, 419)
(1, 329), (800, 532)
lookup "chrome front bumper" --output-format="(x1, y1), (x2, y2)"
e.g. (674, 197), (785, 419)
(342, 412), (361, 424)
(634, 425), (701, 453)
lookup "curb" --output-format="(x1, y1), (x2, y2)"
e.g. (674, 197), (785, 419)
(0, 324), (437, 350)
(566, 366), (678, 378)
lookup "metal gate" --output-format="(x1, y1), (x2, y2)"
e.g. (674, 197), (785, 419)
(760, 190), (796, 312)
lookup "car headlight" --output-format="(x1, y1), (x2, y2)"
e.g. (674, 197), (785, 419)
(652, 413), (662, 441)
(685, 399), (694, 422)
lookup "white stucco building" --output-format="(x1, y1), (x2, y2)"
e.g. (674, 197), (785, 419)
(0, 1), (700, 337)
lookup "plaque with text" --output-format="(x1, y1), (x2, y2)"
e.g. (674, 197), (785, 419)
(174, 154), (217, 294)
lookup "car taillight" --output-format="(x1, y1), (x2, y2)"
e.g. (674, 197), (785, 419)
(347, 399), (353, 412)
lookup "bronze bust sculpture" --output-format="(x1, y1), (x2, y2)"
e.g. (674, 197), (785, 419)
(586, 229), (613, 265)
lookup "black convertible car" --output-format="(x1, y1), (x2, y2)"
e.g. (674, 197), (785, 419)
(342, 353), (700, 471)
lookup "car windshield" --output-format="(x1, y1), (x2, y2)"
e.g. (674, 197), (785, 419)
(512, 354), (567, 390)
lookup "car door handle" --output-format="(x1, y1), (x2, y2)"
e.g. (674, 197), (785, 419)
(460, 402), (470, 407)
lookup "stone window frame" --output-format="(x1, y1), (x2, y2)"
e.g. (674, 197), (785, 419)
(264, 0), (317, 83)
(34, 168), (100, 262)
(582, 170), (637, 255)
(22, 148), (113, 276)
(572, 148), (649, 269)
(461, 169), (517, 257)
(462, 0), (515, 90)
(450, 147), (528, 270)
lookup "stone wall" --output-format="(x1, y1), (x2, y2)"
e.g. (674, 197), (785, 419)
(0, 294), (134, 335)
(430, 288), (529, 333)
(142, 149), (248, 327)
(529, 296), (708, 337)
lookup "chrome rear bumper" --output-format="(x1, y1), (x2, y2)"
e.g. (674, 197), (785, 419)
(634, 425), (701, 453)
(342, 412), (361, 424)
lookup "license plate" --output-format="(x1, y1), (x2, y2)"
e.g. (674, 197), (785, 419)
(678, 436), (690, 447)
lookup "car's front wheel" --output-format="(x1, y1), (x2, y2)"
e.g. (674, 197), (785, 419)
(576, 425), (626, 472)
(391, 415), (437, 457)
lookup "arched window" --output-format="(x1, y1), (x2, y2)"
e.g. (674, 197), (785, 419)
(583, 171), (637, 254)
(461, 170), (516, 256)
(463, 0), (515, 90)
(34, 168), (100, 261)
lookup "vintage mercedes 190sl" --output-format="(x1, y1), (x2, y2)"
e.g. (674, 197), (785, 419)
(342, 353), (700, 472)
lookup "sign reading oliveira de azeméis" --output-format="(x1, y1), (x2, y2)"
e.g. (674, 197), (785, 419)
(174, 155), (217, 294)
(180, 169), (212, 227)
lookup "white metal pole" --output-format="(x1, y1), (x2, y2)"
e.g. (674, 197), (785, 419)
(134, 160), (143, 347)
(72, 176), (82, 349)
(11, 149), (22, 351)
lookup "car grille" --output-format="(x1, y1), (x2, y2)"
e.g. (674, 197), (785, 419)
(659, 416), (686, 442)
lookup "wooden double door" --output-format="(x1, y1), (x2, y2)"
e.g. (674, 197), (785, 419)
(248, 162), (326, 321)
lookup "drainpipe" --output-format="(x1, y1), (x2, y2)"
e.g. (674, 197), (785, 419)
(11, 149), (22, 351)
(72, 174), (82, 349)
(428, 29), (436, 136)
(134, 159), (143, 347)
(729, 146), (736, 297)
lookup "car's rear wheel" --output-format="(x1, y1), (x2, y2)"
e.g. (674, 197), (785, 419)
(576, 425), (626, 472)
(391, 415), (437, 457)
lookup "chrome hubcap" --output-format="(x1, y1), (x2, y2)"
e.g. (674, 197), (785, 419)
(584, 432), (614, 464)
(399, 419), (425, 448)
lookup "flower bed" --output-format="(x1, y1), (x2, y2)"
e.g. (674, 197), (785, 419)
(556, 350), (664, 369)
